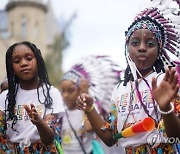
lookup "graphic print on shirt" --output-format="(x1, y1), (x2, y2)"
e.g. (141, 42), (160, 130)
(62, 127), (84, 145)
(117, 89), (155, 129)
(14, 104), (43, 121)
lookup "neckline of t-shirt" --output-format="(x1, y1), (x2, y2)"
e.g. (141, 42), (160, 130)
(18, 85), (45, 93)
(18, 84), (53, 93)
(18, 86), (38, 93)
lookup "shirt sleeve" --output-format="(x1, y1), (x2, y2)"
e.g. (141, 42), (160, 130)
(0, 90), (8, 112)
(45, 87), (65, 118)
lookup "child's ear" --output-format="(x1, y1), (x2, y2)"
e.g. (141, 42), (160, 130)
(79, 78), (89, 94)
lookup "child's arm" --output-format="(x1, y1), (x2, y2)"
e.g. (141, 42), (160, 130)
(84, 115), (96, 132)
(24, 104), (55, 145)
(152, 68), (180, 137)
(76, 93), (115, 146)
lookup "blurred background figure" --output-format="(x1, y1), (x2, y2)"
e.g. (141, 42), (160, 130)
(0, 79), (8, 93)
(59, 55), (125, 154)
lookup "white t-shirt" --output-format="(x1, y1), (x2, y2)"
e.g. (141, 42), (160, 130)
(0, 85), (64, 143)
(111, 72), (165, 148)
(101, 140), (126, 154)
(61, 109), (93, 154)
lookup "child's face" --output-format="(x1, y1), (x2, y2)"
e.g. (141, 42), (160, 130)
(128, 29), (158, 71)
(12, 44), (38, 82)
(60, 80), (80, 110)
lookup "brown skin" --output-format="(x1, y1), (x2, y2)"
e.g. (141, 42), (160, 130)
(77, 69), (180, 146)
(128, 29), (158, 77)
(76, 29), (180, 146)
(24, 104), (55, 145)
(12, 44), (39, 90)
(60, 80), (80, 110)
(152, 68), (180, 138)
(6, 44), (56, 145)
(60, 79), (92, 131)
(76, 94), (113, 146)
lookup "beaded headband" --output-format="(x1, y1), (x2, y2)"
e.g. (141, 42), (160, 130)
(125, 0), (180, 80)
(126, 17), (163, 46)
(61, 70), (83, 86)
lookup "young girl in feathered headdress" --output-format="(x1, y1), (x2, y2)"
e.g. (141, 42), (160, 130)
(76, 0), (180, 153)
(59, 55), (123, 154)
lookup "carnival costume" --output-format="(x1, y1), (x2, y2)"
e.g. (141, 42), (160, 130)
(101, 0), (180, 153)
(0, 86), (64, 154)
(61, 55), (123, 113)
(61, 55), (123, 154)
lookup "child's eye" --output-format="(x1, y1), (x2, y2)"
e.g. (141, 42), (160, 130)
(130, 40), (139, 46)
(26, 56), (33, 61)
(13, 59), (20, 64)
(68, 88), (76, 93)
(147, 41), (154, 47)
(60, 88), (76, 94)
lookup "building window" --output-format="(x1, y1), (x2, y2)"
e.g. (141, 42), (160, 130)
(21, 16), (27, 39)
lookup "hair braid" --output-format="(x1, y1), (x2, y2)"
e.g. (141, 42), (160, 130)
(5, 41), (53, 130)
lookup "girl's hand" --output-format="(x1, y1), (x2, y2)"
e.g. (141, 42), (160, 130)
(24, 104), (43, 126)
(152, 68), (179, 111)
(76, 93), (94, 112)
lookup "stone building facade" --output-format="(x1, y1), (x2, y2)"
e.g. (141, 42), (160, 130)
(0, 0), (60, 82)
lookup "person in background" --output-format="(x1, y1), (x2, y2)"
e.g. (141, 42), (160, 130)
(60, 70), (94, 154)
(59, 55), (124, 154)
(0, 79), (8, 93)
(0, 41), (64, 153)
(76, 0), (180, 153)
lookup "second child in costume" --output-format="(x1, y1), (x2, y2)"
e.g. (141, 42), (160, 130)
(59, 55), (123, 154)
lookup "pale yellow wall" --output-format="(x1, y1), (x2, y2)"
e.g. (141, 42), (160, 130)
(0, 40), (8, 82)
(7, 5), (48, 56)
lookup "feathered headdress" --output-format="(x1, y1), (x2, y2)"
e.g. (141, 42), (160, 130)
(61, 55), (124, 113)
(125, 0), (180, 81)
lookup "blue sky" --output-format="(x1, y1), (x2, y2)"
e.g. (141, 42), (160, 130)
(0, 0), (146, 71)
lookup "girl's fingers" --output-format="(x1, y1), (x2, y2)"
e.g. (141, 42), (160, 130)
(24, 105), (31, 114)
(30, 112), (36, 120)
(24, 105), (29, 111)
(151, 77), (157, 91)
(172, 73), (178, 89)
(80, 94), (89, 107)
(168, 68), (176, 83)
(24, 104), (37, 120)
(175, 85), (180, 96)
(76, 104), (84, 110)
(76, 96), (84, 109)
(163, 68), (170, 82)
(30, 104), (36, 110)
(79, 93), (87, 101)
(76, 94), (88, 110)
